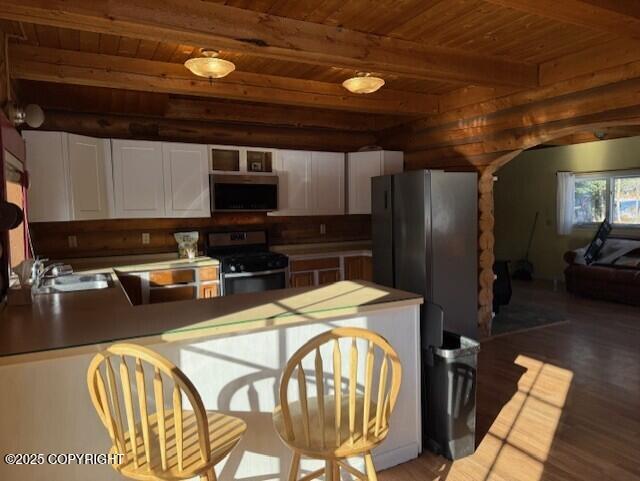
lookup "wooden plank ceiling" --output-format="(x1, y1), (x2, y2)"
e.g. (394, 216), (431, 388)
(0, 0), (639, 151)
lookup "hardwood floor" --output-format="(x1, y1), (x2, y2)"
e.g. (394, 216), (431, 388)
(380, 281), (640, 481)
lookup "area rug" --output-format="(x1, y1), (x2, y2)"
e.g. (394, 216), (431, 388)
(491, 301), (569, 337)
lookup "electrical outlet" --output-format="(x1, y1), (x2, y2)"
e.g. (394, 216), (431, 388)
(320, 223), (326, 235)
(67, 235), (78, 248)
(142, 233), (150, 245)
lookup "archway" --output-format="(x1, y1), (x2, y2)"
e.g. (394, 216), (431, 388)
(476, 119), (640, 336)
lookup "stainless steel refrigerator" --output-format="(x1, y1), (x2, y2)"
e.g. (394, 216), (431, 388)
(372, 170), (478, 345)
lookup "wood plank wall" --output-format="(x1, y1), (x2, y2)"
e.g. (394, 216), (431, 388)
(29, 214), (371, 259)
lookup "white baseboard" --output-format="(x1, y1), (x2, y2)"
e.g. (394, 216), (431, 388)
(343, 442), (421, 474)
(375, 442), (421, 470)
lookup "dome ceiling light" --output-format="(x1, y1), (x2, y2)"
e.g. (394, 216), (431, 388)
(342, 72), (385, 94)
(184, 49), (236, 80)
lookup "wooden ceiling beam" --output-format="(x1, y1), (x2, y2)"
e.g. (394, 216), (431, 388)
(397, 54), (640, 134)
(485, 0), (640, 40)
(0, 0), (538, 88)
(544, 126), (640, 145)
(37, 110), (378, 152)
(402, 77), (640, 151)
(14, 80), (407, 132)
(164, 98), (406, 132)
(540, 38), (640, 85)
(9, 44), (436, 115)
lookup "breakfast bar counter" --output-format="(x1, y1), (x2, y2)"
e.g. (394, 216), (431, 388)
(0, 278), (420, 363)
(0, 278), (423, 481)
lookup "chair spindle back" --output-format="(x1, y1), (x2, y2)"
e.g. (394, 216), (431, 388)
(87, 343), (210, 475)
(278, 328), (402, 450)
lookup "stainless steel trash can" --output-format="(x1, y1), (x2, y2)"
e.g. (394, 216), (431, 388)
(424, 330), (480, 460)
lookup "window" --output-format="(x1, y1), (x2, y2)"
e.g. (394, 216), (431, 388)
(574, 177), (607, 224)
(612, 175), (640, 225)
(573, 170), (640, 227)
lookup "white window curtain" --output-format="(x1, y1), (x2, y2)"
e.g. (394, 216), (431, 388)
(557, 172), (575, 235)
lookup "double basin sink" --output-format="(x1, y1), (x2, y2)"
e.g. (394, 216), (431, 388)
(35, 273), (114, 294)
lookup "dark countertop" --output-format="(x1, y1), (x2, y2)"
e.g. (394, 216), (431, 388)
(0, 276), (422, 365)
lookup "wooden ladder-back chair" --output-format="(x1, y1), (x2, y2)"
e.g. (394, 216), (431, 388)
(87, 343), (246, 481)
(273, 327), (403, 481)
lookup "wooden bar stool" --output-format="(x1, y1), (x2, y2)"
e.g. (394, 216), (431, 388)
(87, 343), (246, 481)
(273, 327), (402, 481)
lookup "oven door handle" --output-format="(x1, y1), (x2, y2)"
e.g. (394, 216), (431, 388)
(223, 268), (288, 279)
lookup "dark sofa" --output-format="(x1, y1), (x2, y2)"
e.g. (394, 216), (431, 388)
(564, 250), (640, 305)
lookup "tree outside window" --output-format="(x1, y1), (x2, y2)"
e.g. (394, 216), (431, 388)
(613, 176), (640, 225)
(574, 178), (607, 224)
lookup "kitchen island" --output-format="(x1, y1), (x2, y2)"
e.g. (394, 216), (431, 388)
(0, 274), (422, 481)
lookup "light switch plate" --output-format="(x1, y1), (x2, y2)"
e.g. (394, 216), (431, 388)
(142, 233), (150, 245)
(67, 235), (78, 248)
(320, 223), (326, 235)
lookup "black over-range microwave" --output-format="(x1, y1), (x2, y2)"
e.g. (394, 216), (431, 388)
(210, 174), (279, 212)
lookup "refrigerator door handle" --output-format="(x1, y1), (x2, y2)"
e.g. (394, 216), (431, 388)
(384, 190), (388, 209)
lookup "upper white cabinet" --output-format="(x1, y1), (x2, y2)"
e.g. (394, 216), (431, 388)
(312, 152), (345, 215)
(112, 139), (165, 218)
(162, 143), (210, 218)
(273, 150), (345, 216)
(67, 134), (113, 220)
(347, 150), (403, 214)
(25, 131), (401, 221)
(24, 131), (113, 222)
(275, 150), (313, 215)
(24, 131), (71, 222)
(209, 145), (276, 174)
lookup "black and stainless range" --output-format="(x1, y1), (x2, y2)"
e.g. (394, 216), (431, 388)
(206, 230), (288, 295)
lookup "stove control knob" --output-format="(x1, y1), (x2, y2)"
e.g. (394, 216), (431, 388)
(230, 265), (236, 272)
(239, 264), (245, 272)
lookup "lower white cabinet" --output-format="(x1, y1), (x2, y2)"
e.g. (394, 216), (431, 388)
(162, 143), (210, 217)
(24, 131), (113, 222)
(274, 150), (345, 215)
(347, 150), (403, 214)
(112, 139), (166, 218)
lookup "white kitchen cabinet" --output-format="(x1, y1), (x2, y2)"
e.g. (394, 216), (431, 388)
(209, 144), (276, 174)
(112, 139), (165, 218)
(311, 151), (345, 215)
(23, 131), (71, 222)
(24, 131), (113, 222)
(273, 150), (345, 215)
(67, 134), (113, 220)
(381, 150), (404, 175)
(347, 150), (403, 214)
(274, 150), (313, 215)
(162, 143), (210, 217)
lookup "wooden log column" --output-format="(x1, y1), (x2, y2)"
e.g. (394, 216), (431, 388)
(477, 170), (495, 337)
(477, 150), (523, 336)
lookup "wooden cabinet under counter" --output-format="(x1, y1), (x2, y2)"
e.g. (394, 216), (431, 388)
(290, 257), (340, 272)
(290, 272), (315, 287)
(149, 268), (195, 286)
(116, 263), (220, 305)
(318, 269), (341, 285)
(199, 282), (220, 299)
(149, 285), (196, 303)
(199, 266), (220, 282)
(288, 253), (372, 287)
(344, 255), (373, 281)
